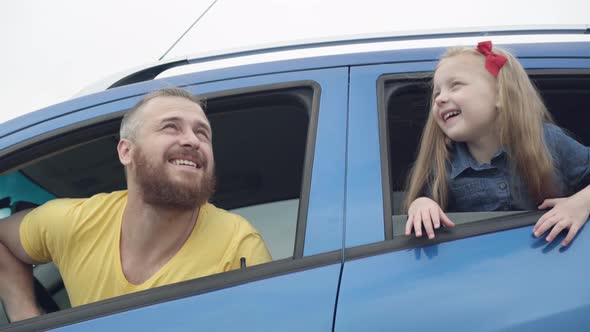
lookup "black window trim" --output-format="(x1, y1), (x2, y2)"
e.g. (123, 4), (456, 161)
(0, 80), (334, 330)
(377, 71), (433, 240)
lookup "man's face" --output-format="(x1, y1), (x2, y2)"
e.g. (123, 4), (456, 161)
(125, 96), (216, 209)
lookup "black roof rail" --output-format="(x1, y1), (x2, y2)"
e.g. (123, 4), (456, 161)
(108, 59), (189, 88)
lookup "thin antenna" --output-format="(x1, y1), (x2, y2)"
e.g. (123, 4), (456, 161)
(159, 0), (219, 60)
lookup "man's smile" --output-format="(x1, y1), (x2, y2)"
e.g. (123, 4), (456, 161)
(169, 158), (202, 169)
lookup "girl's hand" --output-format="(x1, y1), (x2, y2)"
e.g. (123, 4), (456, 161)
(535, 195), (590, 247)
(405, 197), (455, 239)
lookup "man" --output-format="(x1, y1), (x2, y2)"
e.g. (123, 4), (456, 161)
(0, 88), (272, 321)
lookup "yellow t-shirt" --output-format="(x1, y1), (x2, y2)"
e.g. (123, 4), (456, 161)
(19, 190), (271, 307)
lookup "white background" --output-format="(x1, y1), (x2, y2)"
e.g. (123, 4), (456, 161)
(1, 0), (589, 123)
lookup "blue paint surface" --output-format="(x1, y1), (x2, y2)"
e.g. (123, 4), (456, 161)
(52, 263), (341, 332)
(336, 225), (590, 331)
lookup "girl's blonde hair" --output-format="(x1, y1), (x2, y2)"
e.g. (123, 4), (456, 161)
(403, 44), (556, 211)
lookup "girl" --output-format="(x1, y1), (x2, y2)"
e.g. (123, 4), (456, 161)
(404, 41), (590, 247)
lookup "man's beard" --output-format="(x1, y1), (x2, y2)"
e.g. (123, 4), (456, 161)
(132, 147), (216, 210)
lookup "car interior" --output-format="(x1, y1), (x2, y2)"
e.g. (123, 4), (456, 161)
(385, 72), (590, 236)
(0, 86), (313, 323)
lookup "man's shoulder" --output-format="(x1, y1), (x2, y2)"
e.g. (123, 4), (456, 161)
(38, 190), (127, 209)
(26, 190), (127, 227)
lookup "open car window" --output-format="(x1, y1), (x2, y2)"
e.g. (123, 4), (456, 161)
(0, 83), (316, 323)
(382, 71), (590, 238)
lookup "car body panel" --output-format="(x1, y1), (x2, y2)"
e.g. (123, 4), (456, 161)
(52, 263), (342, 332)
(1, 67), (347, 331)
(346, 61), (438, 248)
(335, 226), (590, 331)
(336, 45), (590, 331)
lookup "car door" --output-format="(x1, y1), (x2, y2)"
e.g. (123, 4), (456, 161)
(0, 66), (348, 331)
(335, 43), (590, 331)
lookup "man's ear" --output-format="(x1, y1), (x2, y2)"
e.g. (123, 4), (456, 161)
(118, 139), (133, 166)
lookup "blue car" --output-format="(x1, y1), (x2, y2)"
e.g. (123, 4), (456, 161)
(1, 26), (590, 331)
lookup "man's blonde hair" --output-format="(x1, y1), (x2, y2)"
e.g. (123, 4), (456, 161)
(404, 45), (556, 211)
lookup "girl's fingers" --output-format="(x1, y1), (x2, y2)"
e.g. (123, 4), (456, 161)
(534, 210), (555, 234)
(538, 198), (563, 210)
(537, 199), (552, 210)
(414, 212), (425, 237)
(562, 223), (581, 247)
(546, 220), (567, 243)
(418, 209), (432, 238)
(405, 214), (414, 236)
(431, 208), (441, 229)
(534, 215), (558, 238)
(423, 209), (435, 239)
(439, 210), (455, 227)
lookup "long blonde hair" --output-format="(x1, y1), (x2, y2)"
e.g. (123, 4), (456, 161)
(404, 45), (556, 211)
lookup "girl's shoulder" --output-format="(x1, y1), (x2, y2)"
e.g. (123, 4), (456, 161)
(543, 122), (566, 138)
(542, 122), (571, 149)
(542, 122), (588, 164)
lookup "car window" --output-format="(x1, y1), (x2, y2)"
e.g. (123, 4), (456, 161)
(231, 199), (298, 259)
(0, 171), (55, 218)
(0, 84), (316, 323)
(381, 71), (590, 238)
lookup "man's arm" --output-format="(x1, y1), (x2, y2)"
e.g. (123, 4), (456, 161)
(0, 210), (41, 321)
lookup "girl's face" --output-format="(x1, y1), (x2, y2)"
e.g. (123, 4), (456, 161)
(432, 53), (500, 145)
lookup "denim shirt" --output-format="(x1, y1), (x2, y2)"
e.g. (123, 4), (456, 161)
(446, 124), (590, 212)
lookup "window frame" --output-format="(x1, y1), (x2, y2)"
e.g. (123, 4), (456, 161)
(377, 68), (590, 243)
(0, 79), (345, 330)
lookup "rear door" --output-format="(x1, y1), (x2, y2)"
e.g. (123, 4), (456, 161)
(335, 43), (590, 331)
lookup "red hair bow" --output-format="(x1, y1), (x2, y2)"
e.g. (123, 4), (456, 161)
(476, 41), (507, 77)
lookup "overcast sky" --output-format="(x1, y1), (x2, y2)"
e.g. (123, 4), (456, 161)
(1, 0), (589, 123)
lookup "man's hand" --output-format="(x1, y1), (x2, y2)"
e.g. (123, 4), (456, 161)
(405, 197), (455, 239)
(535, 191), (590, 247)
